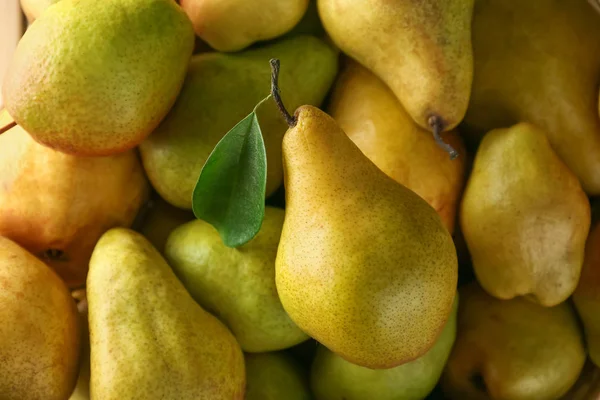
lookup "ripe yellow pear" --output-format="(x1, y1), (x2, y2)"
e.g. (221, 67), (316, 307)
(327, 58), (466, 232)
(460, 123), (590, 306)
(318, 0), (474, 133)
(0, 237), (81, 400)
(464, 0), (600, 194)
(276, 105), (458, 369)
(0, 114), (150, 288)
(88, 228), (246, 399)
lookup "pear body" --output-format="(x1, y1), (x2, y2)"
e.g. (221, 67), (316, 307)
(573, 221), (600, 367)
(276, 106), (458, 369)
(245, 352), (312, 400)
(3, 0), (194, 156)
(0, 115), (150, 287)
(0, 237), (80, 400)
(19, 0), (59, 22)
(140, 35), (338, 209)
(464, 0), (600, 194)
(165, 207), (308, 352)
(181, 0), (309, 52)
(87, 228), (245, 399)
(311, 294), (458, 400)
(460, 123), (590, 306)
(318, 0), (474, 131)
(138, 196), (195, 255)
(442, 282), (586, 400)
(327, 58), (466, 233)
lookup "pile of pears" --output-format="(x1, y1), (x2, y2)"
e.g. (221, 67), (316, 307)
(2, 0), (600, 399)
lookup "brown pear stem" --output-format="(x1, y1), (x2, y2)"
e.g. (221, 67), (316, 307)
(270, 58), (297, 128)
(0, 121), (16, 135)
(428, 116), (459, 160)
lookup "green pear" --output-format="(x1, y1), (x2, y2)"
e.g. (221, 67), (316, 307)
(311, 294), (459, 400)
(442, 282), (586, 400)
(87, 228), (245, 399)
(245, 352), (312, 400)
(3, 0), (195, 156)
(573, 221), (600, 367)
(138, 196), (195, 255)
(0, 236), (81, 400)
(19, 0), (60, 22)
(139, 35), (338, 209)
(276, 105), (458, 369)
(464, 0), (600, 194)
(318, 0), (474, 133)
(460, 123), (590, 307)
(180, 0), (309, 52)
(165, 206), (309, 352)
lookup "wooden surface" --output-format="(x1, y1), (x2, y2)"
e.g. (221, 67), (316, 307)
(0, 0), (23, 108)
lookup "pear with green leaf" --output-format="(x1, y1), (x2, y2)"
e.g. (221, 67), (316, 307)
(165, 206), (309, 352)
(140, 35), (338, 209)
(274, 88), (458, 368)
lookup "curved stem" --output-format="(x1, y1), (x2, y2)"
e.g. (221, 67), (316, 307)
(428, 116), (458, 160)
(270, 58), (297, 128)
(0, 121), (16, 135)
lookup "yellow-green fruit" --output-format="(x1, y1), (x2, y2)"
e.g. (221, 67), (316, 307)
(245, 352), (311, 400)
(460, 123), (590, 307)
(88, 228), (245, 399)
(3, 0), (195, 156)
(464, 0), (600, 194)
(442, 282), (586, 400)
(165, 207), (309, 352)
(573, 221), (600, 367)
(311, 294), (458, 400)
(19, 0), (60, 22)
(318, 0), (474, 132)
(181, 0), (309, 52)
(276, 106), (458, 369)
(327, 58), (466, 233)
(140, 35), (338, 209)
(0, 237), (81, 400)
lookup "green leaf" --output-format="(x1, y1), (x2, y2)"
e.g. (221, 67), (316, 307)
(192, 111), (267, 248)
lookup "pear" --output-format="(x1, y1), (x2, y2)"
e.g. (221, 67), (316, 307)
(69, 290), (90, 400)
(464, 0), (600, 194)
(3, 0), (194, 156)
(87, 228), (245, 399)
(442, 282), (586, 400)
(327, 58), (467, 233)
(0, 114), (150, 288)
(138, 196), (195, 255)
(181, 0), (309, 52)
(0, 236), (80, 400)
(460, 122), (590, 307)
(311, 294), (459, 400)
(318, 0), (474, 133)
(245, 352), (312, 400)
(560, 361), (600, 400)
(165, 206), (309, 352)
(573, 221), (600, 367)
(139, 35), (338, 209)
(19, 0), (60, 22)
(276, 105), (458, 369)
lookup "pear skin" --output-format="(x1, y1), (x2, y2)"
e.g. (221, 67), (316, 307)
(181, 0), (309, 52)
(87, 228), (245, 400)
(276, 105), (458, 369)
(245, 352), (312, 400)
(442, 282), (586, 400)
(573, 221), (600, 367)
(0, 237), (81, 400)
(0, 118), (150, 288)
(19, 0), (60, 22)
(3, 0), (195, 156)
(460, 123), (590, 306)
(327, 58), (466, 232)
(464, 0), (600, 194)
(165, 207), (309, 352)
(140, 35), (338, 209)
(311, 294), (458, 400)
(318, 0), (474, 132)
